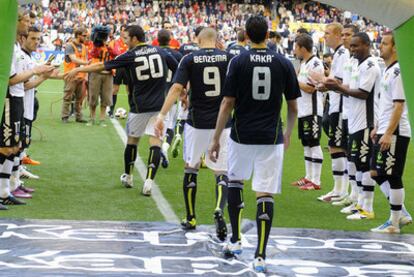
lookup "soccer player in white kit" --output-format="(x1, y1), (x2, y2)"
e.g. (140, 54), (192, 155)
(293, 33), (325, 191)
(325, 32), (381, 220)
(318, 23), (350, 203)
(370, 32), (412, 233)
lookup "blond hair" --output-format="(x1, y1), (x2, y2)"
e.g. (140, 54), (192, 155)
(327, 22), (343, 36)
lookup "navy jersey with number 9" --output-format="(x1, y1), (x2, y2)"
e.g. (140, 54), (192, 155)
(173, 48), (233, 129)
(223, 48), (300, 144)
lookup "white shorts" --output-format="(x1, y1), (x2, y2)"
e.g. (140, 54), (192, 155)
(166, 103), (177, 130)
(177, 102), (188, 120)
(228, 139), (284, 194)
(183, 123), (230, 172)
(126, 112), (166, 138)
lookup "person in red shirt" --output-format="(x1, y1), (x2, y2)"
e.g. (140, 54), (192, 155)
(152, 21), (180, 50)
(108, 25), (129, 117)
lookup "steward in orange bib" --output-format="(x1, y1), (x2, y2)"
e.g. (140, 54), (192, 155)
(61, 27), (89, 123)
(87, 34), (114, 126)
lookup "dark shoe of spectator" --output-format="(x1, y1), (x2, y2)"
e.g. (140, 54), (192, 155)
(76, 119), (87, 123)
(62, 117), (69, 123)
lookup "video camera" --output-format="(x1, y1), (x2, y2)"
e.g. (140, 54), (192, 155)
(91, 25), (110, 47)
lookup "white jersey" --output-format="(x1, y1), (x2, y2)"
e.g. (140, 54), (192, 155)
(22, 49), (36, 120)
(348, 56), (381, 134)
(9, 43), (26, 98)
(297, 55), (324, 118)
(377, 62), (411, 137)
(342, 56), (357, 121)
(328, 45), (350, 115)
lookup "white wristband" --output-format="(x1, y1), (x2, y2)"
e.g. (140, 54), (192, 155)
(157, 113), (166, 121)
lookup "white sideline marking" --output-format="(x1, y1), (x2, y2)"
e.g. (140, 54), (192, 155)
(111, 118), (179, 223)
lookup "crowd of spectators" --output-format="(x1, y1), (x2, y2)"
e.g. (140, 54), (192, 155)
(26, 0), (386, 55)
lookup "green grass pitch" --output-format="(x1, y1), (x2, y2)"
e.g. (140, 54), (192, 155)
(1, 79), (413, 234)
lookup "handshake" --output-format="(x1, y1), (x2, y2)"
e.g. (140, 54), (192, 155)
(307, 71), (342, 92)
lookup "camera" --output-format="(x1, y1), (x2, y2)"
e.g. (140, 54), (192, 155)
(91, 25), (110, 47)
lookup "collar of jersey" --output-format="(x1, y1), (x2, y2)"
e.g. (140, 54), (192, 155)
(385, 60), (398, 71)
(358, 55), (371, 66)
(334, 44), (343, 54)
(21, 48), (31, 57)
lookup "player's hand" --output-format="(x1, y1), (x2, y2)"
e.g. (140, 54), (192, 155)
(154, 116), (165, 139)
(308, 70), (325, 86)
(64, 68), (79, 81)
(324, 78), (340, 91)
(208, 139), (220, 162)
(379, 133), (392, 151)
(370, 127), (377, 143)
(33, 64), (55, 75)
(316, 83), (329, 92)
(283, 132), (291, 150)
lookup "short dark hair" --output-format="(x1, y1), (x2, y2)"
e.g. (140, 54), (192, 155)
(194, 26), (204, 37)
(245, 15), (268, 44)
(382, 31), (395, 46)
(237, 30), (246, 42)
(158, 29), (171, 46)
(297, 27), (309, 35)
(163, 21), (172, 27)
(353, 32), (371, 46)
(21, 26), (41, 38)
(323, 53), (333, 59)
(343, 24), (359, 34)
(295, 34), (313, 52)
(269, 31), (281, 40)
(29, 11), (36, 19)
(125, 25), (145, 42)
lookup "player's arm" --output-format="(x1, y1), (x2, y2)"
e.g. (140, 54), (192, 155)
(214, 96), (235, 139)
(24, 75), (47, 90)
(378, 101), (404, 151)
(210, 96), (235, 162)
(210, 57), (238, 161)
(24, 68), (62, 89)
(299, 81), (316, 94)
(165, 52), (179, 74)
(68, 54), (89, 66)
(379, 74), (406, 151)
(284, 59), (301, 149)
(284, 99), (298, 149)
(9, 65), (54, 86)
(154, 54), (190, 138)
(64, 62), (105, 81)
(324, 79), (369, 99)
(159, 83), (184, 117)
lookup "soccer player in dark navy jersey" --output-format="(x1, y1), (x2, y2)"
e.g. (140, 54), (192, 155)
(209, 16), (300, 273)
(172, 26), (204, 157)
(227, 29), (248, 56)
(157, 29), (183, 168)
(64, 25), (178, 196)
(178, 26), (204, 56)
(154, 28), (233, 241)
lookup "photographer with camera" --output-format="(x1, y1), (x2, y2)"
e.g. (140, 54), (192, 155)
(61, 27), (89, 123)
(87, 25), (114, 127)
